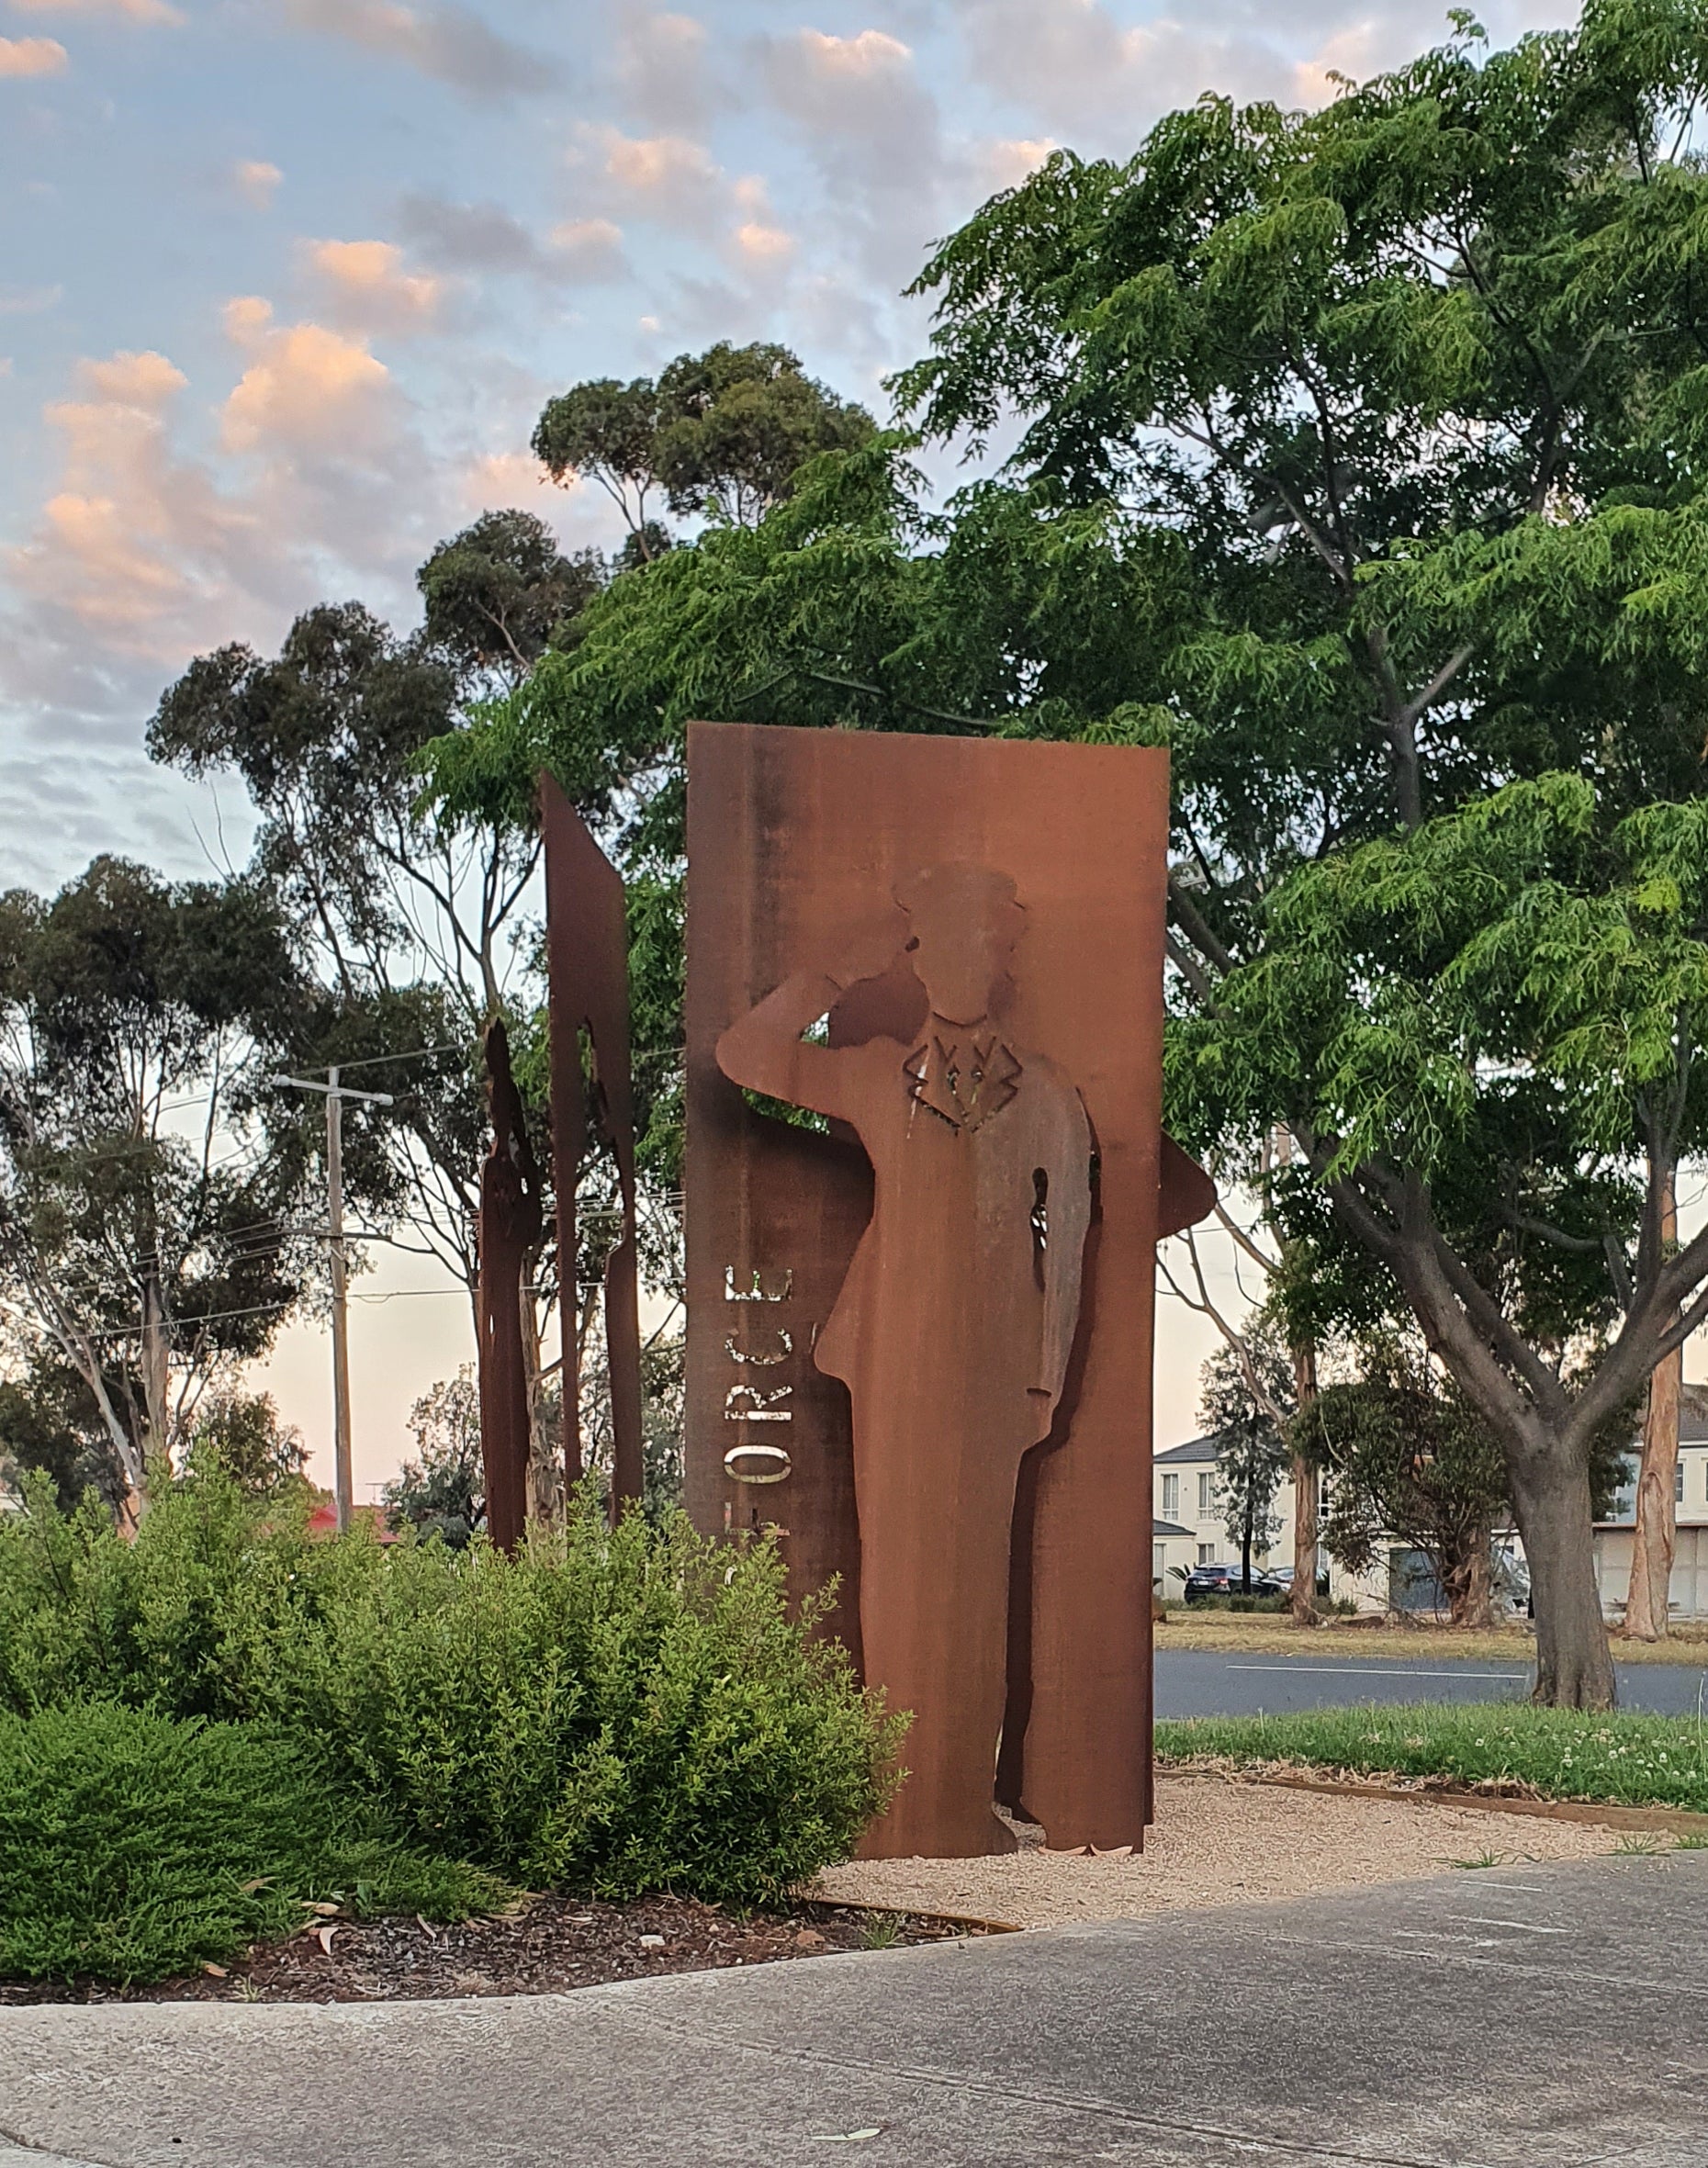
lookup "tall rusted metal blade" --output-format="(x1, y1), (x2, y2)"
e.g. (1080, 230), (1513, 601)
(540, 771), (644, 1514)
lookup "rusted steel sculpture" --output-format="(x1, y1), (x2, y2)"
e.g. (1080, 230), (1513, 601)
(685, 722), (1213, 1859)
(541, 772), (644, 1511)
(477, 1017), (542, 1555)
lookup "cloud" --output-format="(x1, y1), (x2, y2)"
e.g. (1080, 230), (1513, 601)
(280, 0), (562, 99)
(0, 311), (444, 756)
(219, 298), (395, 453)
(547, 217), (627, 281)
(757, 28), (949, 282)
(943, 0), (1463, 147)
(584, 125), (723, 233)
(0, 35), (68, 75)
(301, 238), (444, 332)
(233, 159), (282, 209)
(397, 194), (630, 286)
(0, 281), (63, 314)
(728, 175), (792, 269)
(10, 0), (185, 24)
(974, 137), (1058, 193)
(614, 11), (717, 132)
(571, 126), (796, 279)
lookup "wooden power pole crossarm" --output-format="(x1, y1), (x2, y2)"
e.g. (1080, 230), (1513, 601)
(271, 1067), (394, 1532)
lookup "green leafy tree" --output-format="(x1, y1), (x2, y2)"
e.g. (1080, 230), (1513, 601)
(416, 3), (1708, 1702)
(533, 342), (875, 556)
(0, 1362), (121, 1512)
(416, 509), (604, 686)
(383, 1367), (483, 1545)
(184, 1387), (309, 1499)
(891, 2), (1708, 1706)
(148, 522), (574, 1320)
(1292, 1346), (1512, 1626)
(0, 859), (314, 1512)
(1199, 1331), (1294, 1590)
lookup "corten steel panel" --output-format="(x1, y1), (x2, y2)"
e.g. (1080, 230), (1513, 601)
(541, 773), (644, 1512)
(684, 722), (1178, 1857)
(478, 1018), (542, 1556)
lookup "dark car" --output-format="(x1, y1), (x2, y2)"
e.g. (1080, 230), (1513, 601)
(1183, 1562), (1287, 1601)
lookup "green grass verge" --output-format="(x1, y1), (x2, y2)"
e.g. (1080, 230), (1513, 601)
(1155, 1702), (1708, 1814)
(0, 1703), (510, 1985)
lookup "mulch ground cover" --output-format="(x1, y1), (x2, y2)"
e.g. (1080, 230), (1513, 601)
(0, 1894), (993, 2006)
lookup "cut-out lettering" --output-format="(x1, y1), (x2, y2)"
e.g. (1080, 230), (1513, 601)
(725, 1328), (792, 1366)
(725, 1265), (793, 1302)
(725, 1383), (793, 1421)
(723, 1443), (793, 1486)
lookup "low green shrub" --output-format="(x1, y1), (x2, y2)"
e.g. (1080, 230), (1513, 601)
(0, 1702), (504, 1983)
(1157, 1702), (1708, 1812)
(0, 1477), (902, 1907)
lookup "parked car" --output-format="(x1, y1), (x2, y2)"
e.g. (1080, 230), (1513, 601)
(1183, 1562), (1287, 1601)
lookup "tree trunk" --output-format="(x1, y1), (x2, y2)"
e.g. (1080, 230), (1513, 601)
(519, 1261), (562, 1528)
(1624, 1172), (1680, 1643)
(1447, 1525), (1495, 1629)
(1509, 1455), (1615, 1708)
(1290, 1334), (1320, 1624)
(1241, 1497), (1253, 1593)
(138, 1268), (171, 1498)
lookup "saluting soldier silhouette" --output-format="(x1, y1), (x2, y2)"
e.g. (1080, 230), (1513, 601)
(717, 862), (1093, 1857)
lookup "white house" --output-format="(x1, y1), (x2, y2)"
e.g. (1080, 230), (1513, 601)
(1155, 1387), (1708, 1620)
(1596, 1391), (1708, 1623)
(1152, 1434), (1330, 1596)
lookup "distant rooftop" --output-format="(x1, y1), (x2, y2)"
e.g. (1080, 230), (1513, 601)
(1154, 1435), (1224, 1465)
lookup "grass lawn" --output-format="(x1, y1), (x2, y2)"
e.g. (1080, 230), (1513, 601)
(1155, 1611), (1708, 1666)
(1155, 1702), (1708, 1815)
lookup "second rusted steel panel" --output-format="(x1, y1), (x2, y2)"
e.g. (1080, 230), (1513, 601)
(541, 773), (644, 1512)
(477, 1017), (541, 1555)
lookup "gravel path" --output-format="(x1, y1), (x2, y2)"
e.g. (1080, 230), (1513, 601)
(809, 1772), (1635, 1927)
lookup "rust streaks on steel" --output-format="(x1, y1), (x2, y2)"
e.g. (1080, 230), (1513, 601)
(541, 772), (644, 1513)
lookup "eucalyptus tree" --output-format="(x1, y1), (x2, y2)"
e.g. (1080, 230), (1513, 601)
(0, 859), (315, 1514)
(148, 512), (583, 1316)
(532, 341), (875, 559)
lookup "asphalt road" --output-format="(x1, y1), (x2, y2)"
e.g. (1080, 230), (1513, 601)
(1155, 1645), (1708, 1717)
(4, 1854), (1706, 2165)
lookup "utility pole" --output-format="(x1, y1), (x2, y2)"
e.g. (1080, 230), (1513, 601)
(272, 1067), (393, 1531)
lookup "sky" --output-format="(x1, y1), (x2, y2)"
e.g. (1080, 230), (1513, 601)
(0, 0), (1583, 1489)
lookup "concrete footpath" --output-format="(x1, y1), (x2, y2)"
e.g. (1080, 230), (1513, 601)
(2, 1852), (1706, 2167)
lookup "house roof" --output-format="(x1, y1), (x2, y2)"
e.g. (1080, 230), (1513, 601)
(1152, 1518), (1194, 1538)
(1154, 1434), (1223, 1465)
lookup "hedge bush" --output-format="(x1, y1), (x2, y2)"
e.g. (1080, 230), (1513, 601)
(0, 1476), (901, 1908)
(0, 1702), (505, 1983)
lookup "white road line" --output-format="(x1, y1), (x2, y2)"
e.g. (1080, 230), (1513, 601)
(1445, 1915), (1572, 1934)
(1223, 1664), (1532, 1681)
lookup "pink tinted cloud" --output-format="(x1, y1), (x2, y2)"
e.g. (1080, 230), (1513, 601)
(0, 35), (69, 75)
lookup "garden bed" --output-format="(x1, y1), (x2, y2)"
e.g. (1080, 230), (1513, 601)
(0, 1894), (994, 2005)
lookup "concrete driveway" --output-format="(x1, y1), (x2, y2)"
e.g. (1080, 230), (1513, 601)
(2, 1851), (1704, 2167)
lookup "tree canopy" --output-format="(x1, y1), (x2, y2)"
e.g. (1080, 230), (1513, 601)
(0, 859), (315, 1507)
(532, 340), (876, 553)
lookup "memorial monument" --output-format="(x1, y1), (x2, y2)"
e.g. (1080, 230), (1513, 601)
(480, 726), (1211, 1849)
(683, 723), (1213, 1859)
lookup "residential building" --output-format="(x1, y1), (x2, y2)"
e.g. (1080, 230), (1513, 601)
(1595, 1387), (1708, 1622)
(1152, 1434), (1332, 1597)
(1155, 1382), (1708, 1620)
